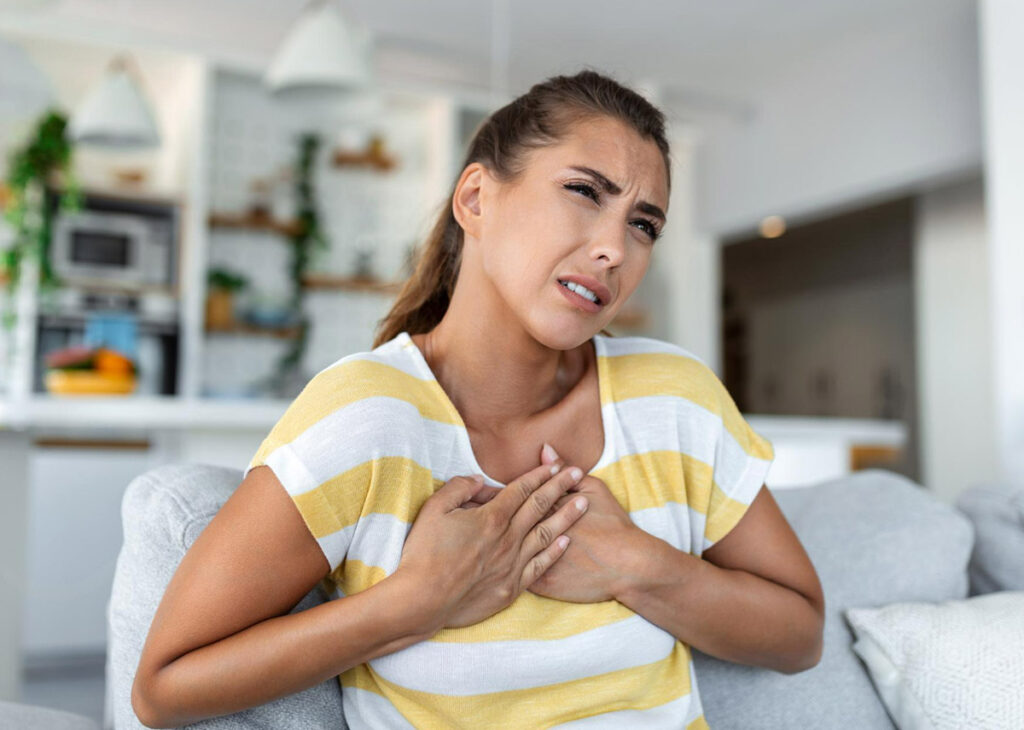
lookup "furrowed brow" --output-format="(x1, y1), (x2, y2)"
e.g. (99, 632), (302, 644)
(568, 165), (666, 222)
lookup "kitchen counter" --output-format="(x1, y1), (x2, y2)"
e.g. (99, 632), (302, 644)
(0, 394), (292, 431)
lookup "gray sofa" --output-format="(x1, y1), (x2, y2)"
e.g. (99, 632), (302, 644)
(10, 465), (1022, 729)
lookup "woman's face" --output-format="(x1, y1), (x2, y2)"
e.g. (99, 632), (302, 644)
(460, 115), (669, 349)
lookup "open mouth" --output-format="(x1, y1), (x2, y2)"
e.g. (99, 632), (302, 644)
(558, 279), (603, 306)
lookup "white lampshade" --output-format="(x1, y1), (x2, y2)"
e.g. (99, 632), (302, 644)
(265, 0), (373, 93)
(68, 57), (160, 149)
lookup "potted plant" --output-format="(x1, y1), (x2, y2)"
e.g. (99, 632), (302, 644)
(1, 110), (81, 331)
(205, 268), (248, 330)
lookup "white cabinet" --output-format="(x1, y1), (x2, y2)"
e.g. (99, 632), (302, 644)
(22, 442), (159, 657)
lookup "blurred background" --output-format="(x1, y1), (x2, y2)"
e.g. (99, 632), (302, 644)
(1, 0), (1021, 724)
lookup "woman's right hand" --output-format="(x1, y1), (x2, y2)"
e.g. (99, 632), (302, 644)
(394, 462), (589, 630)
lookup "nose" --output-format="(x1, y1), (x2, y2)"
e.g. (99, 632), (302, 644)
(588, 215), (628, 268)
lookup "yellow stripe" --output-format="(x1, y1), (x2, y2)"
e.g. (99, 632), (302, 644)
(602, 351), (774, 461)
(705, 479), (765, 544)
(687, 715), (710, 730)
(293, 455), (439, 537)
(591, 450), (713, 512)
(343, 643), (693, 728)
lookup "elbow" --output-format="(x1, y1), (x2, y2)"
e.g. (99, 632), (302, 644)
(132, 670), (174, 729)
(784, 634), (823, 674)
(783, 605), (825, 675)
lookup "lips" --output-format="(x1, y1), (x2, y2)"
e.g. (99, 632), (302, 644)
(556, 279), (603, 313)
(556, 274), (612, 305)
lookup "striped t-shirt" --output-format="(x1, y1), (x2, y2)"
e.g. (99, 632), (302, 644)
(245, 330), (774, 729)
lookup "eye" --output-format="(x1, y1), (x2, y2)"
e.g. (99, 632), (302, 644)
(565, 180), (661, 242)
(564, 181), (600, 202)
(632, 219), (661, 242)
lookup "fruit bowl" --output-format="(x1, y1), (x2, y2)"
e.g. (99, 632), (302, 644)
(45, 370), (137, 395)
(42, 345), (138, 396)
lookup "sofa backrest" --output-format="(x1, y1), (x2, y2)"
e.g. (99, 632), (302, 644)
(693, 469), (974, 730)
(107, 463), (345, 729)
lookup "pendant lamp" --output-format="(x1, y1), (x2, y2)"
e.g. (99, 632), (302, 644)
(68, 55), (160, 149)
(265, 0), (373, 93)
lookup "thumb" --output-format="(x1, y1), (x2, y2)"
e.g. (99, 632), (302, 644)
(433, 474), (486, 512)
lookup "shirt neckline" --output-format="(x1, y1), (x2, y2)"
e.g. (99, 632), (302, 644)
(398, 330), (613, 487)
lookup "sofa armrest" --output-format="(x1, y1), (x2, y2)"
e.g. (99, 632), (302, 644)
(106, 463), (346, 729)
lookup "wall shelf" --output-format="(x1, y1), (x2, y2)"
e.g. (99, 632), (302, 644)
(208, 212), (304, 237)
(331, 147), (397, 171)
(300, 273), (403, 294)
(609, 308), (650, 330)
(205, 321), (301, 339)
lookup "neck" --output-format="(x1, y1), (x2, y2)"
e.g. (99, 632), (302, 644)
(414, 276), (594, 439)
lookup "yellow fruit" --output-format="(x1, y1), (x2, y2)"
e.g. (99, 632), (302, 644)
(45, 370), (136, 395)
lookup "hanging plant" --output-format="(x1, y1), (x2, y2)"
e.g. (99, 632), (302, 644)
(263, 132), (329, 396)
(1, 109), (82, 331)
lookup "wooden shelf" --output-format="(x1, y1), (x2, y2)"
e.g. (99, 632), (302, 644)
(208, 212), (304, 237)
(205, 321), (302, 339)
(609, 308), (650, 330)
(331, 148), (397, 171)
(300, 273), (403, 294)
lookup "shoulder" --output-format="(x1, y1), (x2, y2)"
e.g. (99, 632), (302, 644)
(247, 336), (433, 471)
(598, 334), (726, 410)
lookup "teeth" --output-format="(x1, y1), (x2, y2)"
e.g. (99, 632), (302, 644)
(560, 280), (599, 304)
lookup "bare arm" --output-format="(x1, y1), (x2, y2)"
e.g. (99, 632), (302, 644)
(132, 461), (587, 727)
(131, 466), (440, 728)
(613, 486), (825, 674)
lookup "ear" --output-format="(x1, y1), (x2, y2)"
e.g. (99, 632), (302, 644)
(452, 162), (486, 240)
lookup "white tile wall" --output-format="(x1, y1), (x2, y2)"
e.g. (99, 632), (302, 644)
(202, 70), (444, 394)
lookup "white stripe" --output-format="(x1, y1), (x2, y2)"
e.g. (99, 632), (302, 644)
(550, 692), (693, 729)
(368, 614), (677, 696)
(630, 501), (703, 554)
(284, 396), (452, 495)
(598, 334), (706, 366)
(346, 512), (411, 574)
(342, 686), (416, 729)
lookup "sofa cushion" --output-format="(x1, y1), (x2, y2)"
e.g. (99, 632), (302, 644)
(0, 700), (99, 730)
(107, 463), (346, 729)
(692, 469), (974, 730)
(955, 482), (1024, 595)
(846, 591), (1024, 729)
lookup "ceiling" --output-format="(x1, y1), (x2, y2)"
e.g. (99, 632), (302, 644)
(0, 0), (976, 102)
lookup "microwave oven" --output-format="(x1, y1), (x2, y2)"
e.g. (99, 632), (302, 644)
(51, 209), (175, 290)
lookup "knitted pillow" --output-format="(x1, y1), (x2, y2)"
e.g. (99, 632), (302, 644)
(845, 591), (1024, 729)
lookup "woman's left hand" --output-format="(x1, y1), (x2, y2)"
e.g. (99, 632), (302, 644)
(526, 445), (646, 603)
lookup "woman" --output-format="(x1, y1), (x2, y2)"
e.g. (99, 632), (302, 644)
(132, 70), (824, 728)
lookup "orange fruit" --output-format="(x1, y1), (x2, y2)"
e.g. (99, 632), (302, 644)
(94, 348), (134, 375)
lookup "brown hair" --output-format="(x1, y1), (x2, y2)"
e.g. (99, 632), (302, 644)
(373, 68), (672, 348)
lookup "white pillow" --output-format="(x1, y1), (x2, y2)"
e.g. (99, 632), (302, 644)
(845, 591), (1024, 730)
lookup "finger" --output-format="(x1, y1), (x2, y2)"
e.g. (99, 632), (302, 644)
(431, 475), (486, 513)
(468, 484), (502, 505)
(540, 442), (565, 467)
(521, 534), (571, 589)
(523, 492), (588, 557)
(508, 465), (584, 540)
(489, 461), (567, 523)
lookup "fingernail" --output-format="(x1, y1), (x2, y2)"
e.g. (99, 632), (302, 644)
(473, 474), (484, 484)
(557, 535), (570, 549)
(542, 443), (558, 462)
(569, 467), (583, 482)
(550, 464), (561, 475)
(575, 497), (588, 512)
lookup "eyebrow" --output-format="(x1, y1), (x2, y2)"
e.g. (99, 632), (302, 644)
(567, 165), (666, 223)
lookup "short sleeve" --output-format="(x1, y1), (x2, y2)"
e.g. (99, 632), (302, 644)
(699, 366), (774, 554)
(243, 367), (374, 574)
